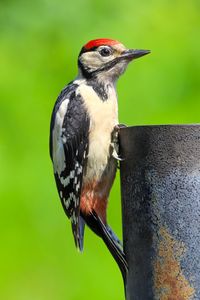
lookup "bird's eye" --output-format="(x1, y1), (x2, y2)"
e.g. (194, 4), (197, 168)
(99, 47), (112, 57)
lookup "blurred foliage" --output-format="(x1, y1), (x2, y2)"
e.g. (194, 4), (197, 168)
(0, 0), (200, 299)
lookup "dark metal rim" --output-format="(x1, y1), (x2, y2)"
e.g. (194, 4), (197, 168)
(121, 123), (200, 130)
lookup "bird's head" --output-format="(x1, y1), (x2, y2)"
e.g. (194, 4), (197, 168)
(78, 38), (150, 82)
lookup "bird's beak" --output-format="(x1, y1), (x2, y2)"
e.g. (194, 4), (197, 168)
(121, 49), (151, 61)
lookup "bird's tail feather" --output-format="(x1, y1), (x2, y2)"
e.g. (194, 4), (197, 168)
(94, 212), (128, 284)
(72, 216), (85, 252)
(106, 224), (123, 248)
(83, 210), (128, 284)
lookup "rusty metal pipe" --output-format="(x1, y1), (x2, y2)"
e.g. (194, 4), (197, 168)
(119, 125), (200, 300)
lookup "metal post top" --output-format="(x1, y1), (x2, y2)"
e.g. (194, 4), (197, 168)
(119, 124), (200, 143)
(119, 124), (200, 169)
(120, 123), (200, 129)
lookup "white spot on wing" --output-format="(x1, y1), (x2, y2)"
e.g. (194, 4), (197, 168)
(64, 197), (71, 209)
(77, 165), (83, 175)
(52, 98), (69, 175)
(70, 210), (77, 224)
(75, 182), (80, 192)
(63, 192), (79, 211)
(60, 170), (75, 187)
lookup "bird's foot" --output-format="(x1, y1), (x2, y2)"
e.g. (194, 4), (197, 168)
(111, 124), (127, 162)
(115, 123), (127, 130)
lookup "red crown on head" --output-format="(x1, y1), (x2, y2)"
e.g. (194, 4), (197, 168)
(83, 38), (121, 50)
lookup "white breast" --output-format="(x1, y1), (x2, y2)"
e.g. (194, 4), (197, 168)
(76, 84), (118, 182)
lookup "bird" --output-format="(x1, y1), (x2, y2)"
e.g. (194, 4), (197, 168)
(49, 38), (150, 281)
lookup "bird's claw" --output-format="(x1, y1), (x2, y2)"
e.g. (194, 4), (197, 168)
(111, 124), (127, 161)
(112, 148), (124, 161)
(114, 123), (127, 131)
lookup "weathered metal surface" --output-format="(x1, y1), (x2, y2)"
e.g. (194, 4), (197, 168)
(119, 125), (200, 300)
(154, 227), (194, 299)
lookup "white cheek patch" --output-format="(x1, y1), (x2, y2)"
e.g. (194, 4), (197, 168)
(80, 52), (115, 71)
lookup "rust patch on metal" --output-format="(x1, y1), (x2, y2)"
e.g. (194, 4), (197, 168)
(153, 227), (195, 300)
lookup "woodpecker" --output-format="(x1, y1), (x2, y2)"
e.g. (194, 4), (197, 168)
(50, 38), (150, 280)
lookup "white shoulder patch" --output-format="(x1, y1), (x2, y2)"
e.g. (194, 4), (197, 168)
(52, 98), (69, 175)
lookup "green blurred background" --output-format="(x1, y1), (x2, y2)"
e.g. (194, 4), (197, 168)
(0, 0), (200, 299)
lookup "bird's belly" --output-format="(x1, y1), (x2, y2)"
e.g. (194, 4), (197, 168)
(85, 129), (116, 182)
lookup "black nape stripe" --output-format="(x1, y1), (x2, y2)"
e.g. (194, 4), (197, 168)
(87, 79), (110, 101)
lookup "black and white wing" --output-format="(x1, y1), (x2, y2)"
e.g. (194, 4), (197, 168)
(50, 83), (90, 250)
